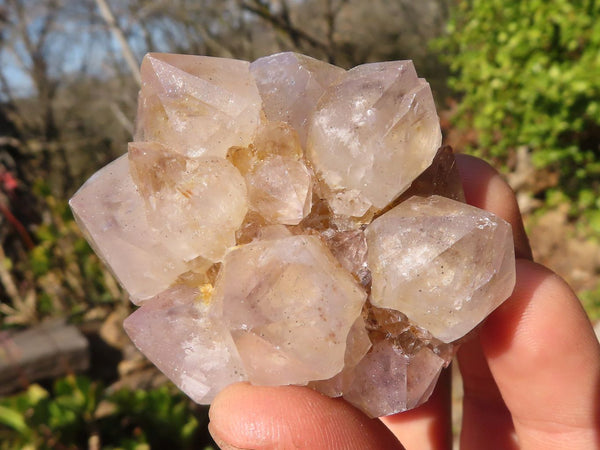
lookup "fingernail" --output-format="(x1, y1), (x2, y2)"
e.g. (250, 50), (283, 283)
(208, 423), (250, 450)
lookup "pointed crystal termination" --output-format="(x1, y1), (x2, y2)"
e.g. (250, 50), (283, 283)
(366, 195), (516, 343)
(245, 155), (313, 225)
(341, 340), (445, 418)
(129, 142), (248, 263)
(123, 285), (247, 403)
(306, 61), (442, 216)
(312, 302), (453, 418)
(211, 235), (367, 386)
(69, 155), (188, 302)
(250, 52), (345, 146)
(135, 53), (262, 158)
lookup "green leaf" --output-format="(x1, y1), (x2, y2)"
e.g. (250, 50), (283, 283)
(588, 210), (600, 235)
(0, 405), (28, 434)
(433, 0), (600, 229)
(29, 246), (50, 276)
(24, 384), (49, 405)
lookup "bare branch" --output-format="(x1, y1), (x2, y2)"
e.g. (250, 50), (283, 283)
(193, 22), (235, 58)
(109, 102), (134, 135)
(94, 0), (141, 86)
(0, 136), (21, 147)
(241, 0), (330, 53)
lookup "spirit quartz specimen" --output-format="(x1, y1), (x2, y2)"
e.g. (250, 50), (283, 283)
(70, 52), (516, 418)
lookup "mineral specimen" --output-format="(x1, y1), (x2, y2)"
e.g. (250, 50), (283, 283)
(70, 52), (516, 418)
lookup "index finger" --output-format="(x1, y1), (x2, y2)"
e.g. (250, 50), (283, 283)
(456, 154), (532, 260)
(455, 154), (600, 449)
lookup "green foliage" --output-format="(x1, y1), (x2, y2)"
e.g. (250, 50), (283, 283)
(101, 386), (203, 449)
(435, 0), (600, 220)
(0, 377), (100, 449)
(581, 283), (600, 321)
(0, 376), (214, 449)
(1, 182), (123, 327)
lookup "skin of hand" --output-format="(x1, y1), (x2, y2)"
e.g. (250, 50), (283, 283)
(207, 154), (600, 450)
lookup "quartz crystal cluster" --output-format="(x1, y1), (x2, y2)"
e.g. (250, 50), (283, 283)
(70, 52), (516, 418)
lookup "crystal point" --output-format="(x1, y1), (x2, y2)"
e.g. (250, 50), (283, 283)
(250, 52), (344, 145)
(123, 285), (246, 403)
(69, 155), (188, 301)
(246, 155), (312, 225)
(212, 235), (367, 385)
(129, 142), (248, 263)
(136, 53), (261, 158)
(366, 195), (516, 342)
(340, 341), (443, 418)
(307, 61), (442, 214)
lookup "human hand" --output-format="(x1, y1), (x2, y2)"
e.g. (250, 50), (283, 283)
(207, 154), (600, 450)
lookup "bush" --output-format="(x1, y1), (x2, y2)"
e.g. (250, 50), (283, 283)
(0, 376), (214, 449)
(436, 0), (600, 225)
(0, 181), (123, 328)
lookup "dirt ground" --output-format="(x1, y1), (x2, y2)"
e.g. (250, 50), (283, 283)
(525, 207), (600, 294)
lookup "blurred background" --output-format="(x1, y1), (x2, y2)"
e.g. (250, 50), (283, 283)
(0, 0), (598, 448)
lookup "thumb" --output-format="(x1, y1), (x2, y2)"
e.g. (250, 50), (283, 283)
(208, 383), (405, 449)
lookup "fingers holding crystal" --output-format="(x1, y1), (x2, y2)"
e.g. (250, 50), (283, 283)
(69, 51), (600, 450)
(455, 154), (533, 261)
(208, 383), (406, 450)
(70, 52), (519, 420)
(480, 260), (600, 449)
(453, 155), (600, 448)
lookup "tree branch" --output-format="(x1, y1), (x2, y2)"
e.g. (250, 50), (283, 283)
(241, 0), (330, 53)
(94, 0), (141, 86)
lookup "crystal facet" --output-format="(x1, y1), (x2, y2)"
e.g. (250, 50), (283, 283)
(366, 195), (516, 343)
(123, 285), (247, 403)
(307, 61), (442, 215)
(212, 235), (366, 386)
(70, 52), (516, 418)
(245, 155), (312, 225)
(250, 52), (344, 146)
(129, 141), (248, 264)
(70, 155), (188, 301)
(135, 53), (262, 158)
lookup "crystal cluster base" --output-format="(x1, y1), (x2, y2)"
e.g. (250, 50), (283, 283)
(70, 52), (516, 418)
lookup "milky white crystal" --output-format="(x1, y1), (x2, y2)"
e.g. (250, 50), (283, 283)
(71, 51), (516, 418)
